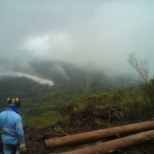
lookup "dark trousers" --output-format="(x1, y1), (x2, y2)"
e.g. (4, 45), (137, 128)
(3, 144), (19, 154)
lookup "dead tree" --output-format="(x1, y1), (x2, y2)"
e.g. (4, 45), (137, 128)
(127, 52), (149, 83)
(85, 71), (91, 93)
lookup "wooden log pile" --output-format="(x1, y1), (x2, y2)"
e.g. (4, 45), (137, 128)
(44, 121), (154, 153)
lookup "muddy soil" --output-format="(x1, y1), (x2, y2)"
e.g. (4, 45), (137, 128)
(23, 124), (154, 154)
(23, 105), (154, 154)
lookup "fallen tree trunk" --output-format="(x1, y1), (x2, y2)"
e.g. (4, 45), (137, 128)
(62, 129), (154, 154)
(44, 121), (154, 149)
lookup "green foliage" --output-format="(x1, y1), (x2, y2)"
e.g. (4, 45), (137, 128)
(1, 72), (154, 129)
(119, 83), (154, 120)
(24, 111), (61, 128)
(55, 126), (64, 133)
(94, 119), (101, 126)
(59, 82), (154, 124)
(141, 78), (154, 103)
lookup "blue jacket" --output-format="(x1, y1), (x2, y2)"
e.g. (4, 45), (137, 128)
(0, 106), (25, 145)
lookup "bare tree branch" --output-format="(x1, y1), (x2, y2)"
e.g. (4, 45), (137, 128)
(127, 52), (149, 83)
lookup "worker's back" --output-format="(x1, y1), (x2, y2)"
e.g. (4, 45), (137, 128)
(0, 109), (22, 145)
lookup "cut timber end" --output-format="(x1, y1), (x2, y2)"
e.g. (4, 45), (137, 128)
(44, 121), (154, 149)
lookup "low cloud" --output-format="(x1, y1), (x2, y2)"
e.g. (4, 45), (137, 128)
(16, 72), (54, 86)
(0, 0), (154, 80)
(20, 32), (72, 61)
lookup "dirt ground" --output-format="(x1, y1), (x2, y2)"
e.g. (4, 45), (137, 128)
(23, 124), (154, 154)
(23, 105), (154, 154)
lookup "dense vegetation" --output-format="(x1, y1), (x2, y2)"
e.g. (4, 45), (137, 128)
(0, 76), (82, 127)
(0, 62), (154, 128)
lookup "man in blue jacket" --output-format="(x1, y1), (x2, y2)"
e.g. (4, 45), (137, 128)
(0, 98), (26, 154)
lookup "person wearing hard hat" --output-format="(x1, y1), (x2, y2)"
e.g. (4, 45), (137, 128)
(0, 98), (26, 154)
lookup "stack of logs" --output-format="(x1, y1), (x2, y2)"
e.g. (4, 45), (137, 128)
(44, 121), (154, 154)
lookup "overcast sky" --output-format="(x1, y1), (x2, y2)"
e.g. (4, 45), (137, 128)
(0, 0), (154, 79)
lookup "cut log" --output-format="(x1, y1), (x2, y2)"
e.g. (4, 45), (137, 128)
(62, 129), (154, 154)
(44, 121), (154, 149)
